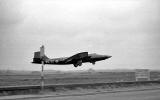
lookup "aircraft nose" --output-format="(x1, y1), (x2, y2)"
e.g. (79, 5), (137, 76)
(104, 55), (112, 59)
(108, 55), (112, 58)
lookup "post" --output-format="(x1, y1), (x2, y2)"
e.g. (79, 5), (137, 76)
(40, 45), (45, 91)
(41, 61), (44, 91)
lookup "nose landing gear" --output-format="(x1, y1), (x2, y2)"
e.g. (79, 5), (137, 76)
(91, 61), (95, 65)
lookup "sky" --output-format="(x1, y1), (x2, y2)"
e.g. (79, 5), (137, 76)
(0, 0), (160, 71)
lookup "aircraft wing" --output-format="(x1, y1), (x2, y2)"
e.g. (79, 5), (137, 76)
(65, 52), (88, 63)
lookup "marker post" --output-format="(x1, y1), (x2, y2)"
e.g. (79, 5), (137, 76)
(40, 45), (45, 92)
(41, 61), (44, 91)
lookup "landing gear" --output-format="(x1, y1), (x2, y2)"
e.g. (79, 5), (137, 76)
(73, 60), (82, 67)
(74, 63), (78, 67)
(91, 61), (95, 65)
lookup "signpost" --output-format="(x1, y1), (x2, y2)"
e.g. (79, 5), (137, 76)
(135, 69), (150, 81)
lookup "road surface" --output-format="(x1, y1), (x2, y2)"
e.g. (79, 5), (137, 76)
(27, 89), (160, 100)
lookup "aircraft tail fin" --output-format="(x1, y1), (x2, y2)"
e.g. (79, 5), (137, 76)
(40, 45), (45, 58)
(32, 45), (49, 64)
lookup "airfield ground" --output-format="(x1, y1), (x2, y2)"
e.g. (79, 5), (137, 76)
(0, 70), (160, 86)
(0, 70), (160, 97)
(0, 82), (160, 100)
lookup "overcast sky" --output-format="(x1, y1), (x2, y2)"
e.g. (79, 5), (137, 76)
(0, 0), (160, 71)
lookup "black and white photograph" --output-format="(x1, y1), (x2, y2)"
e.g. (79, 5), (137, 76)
(0, 0), (160, 99)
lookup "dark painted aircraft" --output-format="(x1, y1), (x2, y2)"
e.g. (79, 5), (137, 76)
(32, 46), (111, 67)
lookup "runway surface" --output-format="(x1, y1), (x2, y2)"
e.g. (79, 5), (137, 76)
(27, 89), (160, 100)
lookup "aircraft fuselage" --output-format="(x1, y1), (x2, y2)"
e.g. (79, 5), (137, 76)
(45, 54), (110, 64)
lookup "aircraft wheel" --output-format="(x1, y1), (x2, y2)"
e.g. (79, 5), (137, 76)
(74, 64), (78, 67)
(91, 62), (95, 65)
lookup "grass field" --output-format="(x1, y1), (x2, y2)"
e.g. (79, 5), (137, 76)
(0, 70), (160, 86)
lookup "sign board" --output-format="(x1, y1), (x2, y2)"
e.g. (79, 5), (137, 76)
(135, 69), (150, 81)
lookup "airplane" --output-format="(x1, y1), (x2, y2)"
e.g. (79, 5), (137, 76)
(32, 45), (112, 67)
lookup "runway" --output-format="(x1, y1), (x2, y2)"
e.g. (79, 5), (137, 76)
(21, 88), (160, 100)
